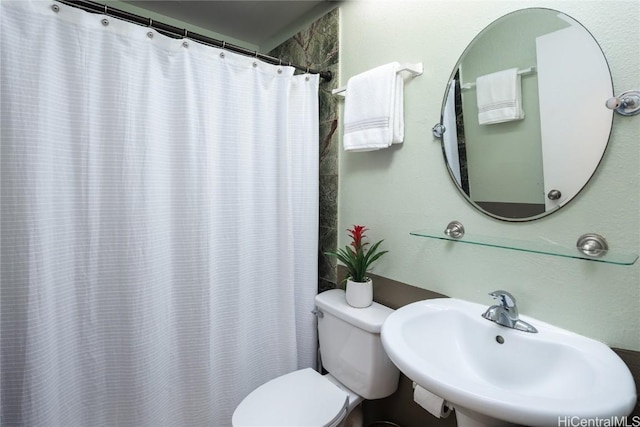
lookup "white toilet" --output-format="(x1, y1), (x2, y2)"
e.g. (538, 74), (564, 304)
(232, 289), (400, 427)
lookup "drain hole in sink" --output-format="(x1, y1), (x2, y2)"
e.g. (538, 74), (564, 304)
(495, 335), (505, 344)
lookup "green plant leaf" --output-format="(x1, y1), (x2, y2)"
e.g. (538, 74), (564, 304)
(324, 229), (388, 283)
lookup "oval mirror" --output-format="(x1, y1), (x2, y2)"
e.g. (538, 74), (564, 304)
(438, 8), (613, 221)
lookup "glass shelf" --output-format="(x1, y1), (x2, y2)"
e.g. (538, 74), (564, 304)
(410, 229), (638, 266)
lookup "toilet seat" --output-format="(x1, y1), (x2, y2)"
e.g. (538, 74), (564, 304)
(232, 368), (349, 427)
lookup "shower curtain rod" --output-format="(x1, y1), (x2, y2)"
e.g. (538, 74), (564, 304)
(56, 0), (333, 81)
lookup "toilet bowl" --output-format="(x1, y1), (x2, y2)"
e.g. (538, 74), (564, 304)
(232, 289), (399, 427)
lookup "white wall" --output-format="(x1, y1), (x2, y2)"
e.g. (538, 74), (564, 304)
(338, 0), (639, 350)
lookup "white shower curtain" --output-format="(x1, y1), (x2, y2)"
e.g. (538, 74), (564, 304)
(0, 1), (319, 426)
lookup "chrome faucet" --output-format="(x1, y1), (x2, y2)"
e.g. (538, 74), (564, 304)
(481, 290), (538, 333)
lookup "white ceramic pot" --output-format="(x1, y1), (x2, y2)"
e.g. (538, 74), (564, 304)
(345, 278), (373, 308)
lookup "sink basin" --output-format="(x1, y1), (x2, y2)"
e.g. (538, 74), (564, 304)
(381, 298), (636, 426)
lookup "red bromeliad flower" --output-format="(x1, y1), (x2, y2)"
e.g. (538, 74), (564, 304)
(348, 225), (369, 252)
(325, 225), (388, 283)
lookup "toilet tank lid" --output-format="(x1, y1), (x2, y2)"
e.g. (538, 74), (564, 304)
(315, 289), (394, 333)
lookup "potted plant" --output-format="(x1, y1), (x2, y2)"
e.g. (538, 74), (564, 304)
(325, 225), (388, 308)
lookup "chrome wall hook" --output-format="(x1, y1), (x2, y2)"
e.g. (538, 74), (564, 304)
(577, 233), (609, 258)
(606, 90), (640, 116)
(432, 123), (446, 139)
(444, 221), (465, 239)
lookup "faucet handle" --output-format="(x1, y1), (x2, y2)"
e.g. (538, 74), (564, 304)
(488, 290), (516, 308)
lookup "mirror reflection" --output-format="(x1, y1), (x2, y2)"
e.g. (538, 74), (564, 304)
(440, 8), (613, 221)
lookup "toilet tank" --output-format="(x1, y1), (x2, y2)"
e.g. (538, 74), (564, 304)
(315, 289), (399, 400)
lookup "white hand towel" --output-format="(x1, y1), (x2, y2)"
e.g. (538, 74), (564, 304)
(476, 68), (525, 125)
(343, 62), (404, 152)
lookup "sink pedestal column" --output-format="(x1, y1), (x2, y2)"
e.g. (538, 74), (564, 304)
(455, 406), (517, 427)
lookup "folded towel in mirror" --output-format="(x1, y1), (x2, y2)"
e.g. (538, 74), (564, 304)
(476, 68), (524, 125)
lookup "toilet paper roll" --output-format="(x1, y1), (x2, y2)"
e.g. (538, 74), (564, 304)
(412, 383), (451, 419)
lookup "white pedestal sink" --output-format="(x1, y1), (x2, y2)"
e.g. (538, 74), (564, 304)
(381, 298), (636, 427)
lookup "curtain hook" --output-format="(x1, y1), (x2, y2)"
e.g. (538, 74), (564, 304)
(222, 41), (226, 49)
(148, 18), (153, 27)
(184, 29), (188, 38)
